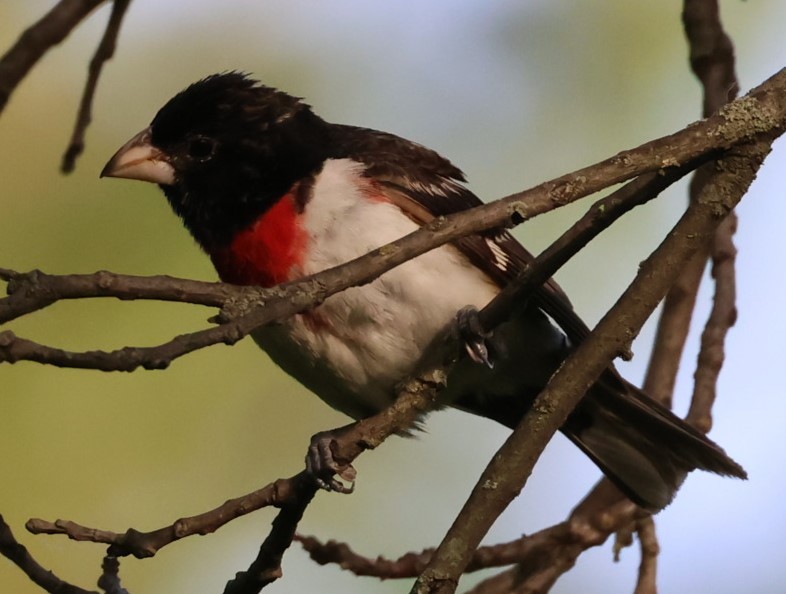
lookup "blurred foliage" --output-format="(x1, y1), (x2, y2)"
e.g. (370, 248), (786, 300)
(1, 2), (785, 593)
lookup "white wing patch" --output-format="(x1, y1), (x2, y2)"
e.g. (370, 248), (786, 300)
(403, 176), (464, 198)
(486, 237), (510, 272)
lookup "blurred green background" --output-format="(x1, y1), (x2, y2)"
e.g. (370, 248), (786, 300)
(2, 1), (785, 593)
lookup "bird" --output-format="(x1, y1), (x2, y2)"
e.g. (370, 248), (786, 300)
(101, 72), (745, 511)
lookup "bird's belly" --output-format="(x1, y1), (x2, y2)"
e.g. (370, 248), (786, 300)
(251, 247), (568, 421)
(252, 243), (501, 419)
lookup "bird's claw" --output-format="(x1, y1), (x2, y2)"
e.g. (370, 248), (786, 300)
(306, 430), (357, 494)
(456, 306), (495, 368)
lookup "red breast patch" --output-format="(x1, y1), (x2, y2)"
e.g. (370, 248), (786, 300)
(210, 189), (307, 287)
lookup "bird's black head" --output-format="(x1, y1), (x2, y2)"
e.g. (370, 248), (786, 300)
(102, 72), (332, 249)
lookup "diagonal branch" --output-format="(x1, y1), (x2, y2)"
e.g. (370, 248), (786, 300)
(61, 0), (132, 173)
(410, 135), (775, 594)
(473, 4), (748, 592)
(26, 473), (317, 560)
(0, 0), (108, 114)
(478, 165), (692, 332)
(222, 478), (317, 594)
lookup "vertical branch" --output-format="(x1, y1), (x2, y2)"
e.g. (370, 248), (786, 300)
(686, 213), (736, 431)
(643, 0), (739, 409)
(642, 252), (706, 407)
(632, 518), (659, 594)
(97, 556), (129, 594)
(681, 0), (741, 433)
(626, 4), (741, 592)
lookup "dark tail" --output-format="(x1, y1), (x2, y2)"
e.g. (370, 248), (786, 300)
(563, 371), (747, 511)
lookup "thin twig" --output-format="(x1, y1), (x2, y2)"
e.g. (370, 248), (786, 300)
(642, 0), (739, 410)
(62, 0), (132, 173)
(97, 556), (129, 594)
(479, 166), (694, 334)
(633, 517), (659, 594)
(0, 270), (233, 324)
(295, 489), (636, 584)
(0, 0), (107, 113)
(27, 474), (315, 559)
(687, 213), (737, 431)
(0, 514), (98, 594)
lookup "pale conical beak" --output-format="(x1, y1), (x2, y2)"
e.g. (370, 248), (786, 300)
(100, 127), (176, 185)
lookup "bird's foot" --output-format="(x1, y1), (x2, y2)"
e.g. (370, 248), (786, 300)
(455, 306), (495, 368)
(306, 428), (357, 494)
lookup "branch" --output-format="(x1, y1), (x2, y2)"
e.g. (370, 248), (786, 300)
(0, 514), (98, 594)
(0, 270), (232, 323)
(410, 133), (775, 594)
(24, 474), (317, 592)
(479, 166), (691, 333)
(686, 212), (736, 431)
(296, 483), (642, 588)
(684, 0), (739, 116)
(3, 69), (786, 371)
(27, 473), (315, 559)
(682, 0), (741, 433)
(0, 0), (108, 114)
(222, 478), (317, 594)
(645, 0), (740, 408)
(632, 517), (659, 594)
(61, 0), (132, 173)
(97, 557), (129, 594)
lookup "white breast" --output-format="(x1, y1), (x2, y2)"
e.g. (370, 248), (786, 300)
(252, 159), (500, 418)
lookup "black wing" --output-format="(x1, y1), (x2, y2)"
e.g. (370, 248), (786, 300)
(329, 124), (591, 344)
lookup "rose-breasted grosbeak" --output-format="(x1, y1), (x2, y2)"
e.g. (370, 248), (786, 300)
(102, 72), (745, 510)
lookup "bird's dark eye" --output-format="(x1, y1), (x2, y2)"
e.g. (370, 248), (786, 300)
(187, 136), (216, 161)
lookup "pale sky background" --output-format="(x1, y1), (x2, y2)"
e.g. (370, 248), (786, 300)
(1, 2), (785, 593)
